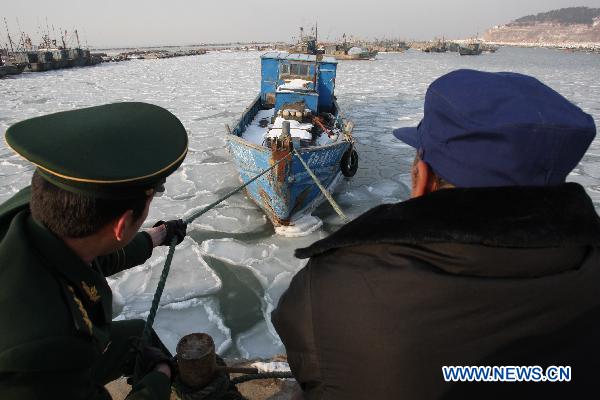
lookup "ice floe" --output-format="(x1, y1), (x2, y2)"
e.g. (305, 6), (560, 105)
(1, 49), (598, 360)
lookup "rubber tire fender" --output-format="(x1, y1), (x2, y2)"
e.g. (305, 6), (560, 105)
(340, 148), (359, 177)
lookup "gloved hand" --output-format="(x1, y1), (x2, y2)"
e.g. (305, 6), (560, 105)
(136, 344), (176, 380)
(153, 219), (187, 246)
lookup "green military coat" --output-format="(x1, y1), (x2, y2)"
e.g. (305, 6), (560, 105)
(0, 187), (171, 399)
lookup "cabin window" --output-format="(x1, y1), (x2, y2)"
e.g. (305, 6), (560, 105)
(290, 63), (309, 76)
(281, 62), (310, 77)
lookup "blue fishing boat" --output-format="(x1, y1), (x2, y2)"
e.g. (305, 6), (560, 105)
(226, 51), (358, 227)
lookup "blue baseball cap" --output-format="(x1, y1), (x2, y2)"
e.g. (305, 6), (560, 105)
(393, 69), (596, 187)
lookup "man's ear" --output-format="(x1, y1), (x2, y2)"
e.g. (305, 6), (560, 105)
(411, 160), (432, 198)
(113, 210), (134, 242)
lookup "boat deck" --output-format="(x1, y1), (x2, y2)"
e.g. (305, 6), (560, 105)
(241, 108), (340, 148)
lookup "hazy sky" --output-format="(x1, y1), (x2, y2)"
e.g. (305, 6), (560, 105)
(2, 1), (599, 48)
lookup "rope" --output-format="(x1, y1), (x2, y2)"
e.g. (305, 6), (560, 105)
(134, 153), (291, 381)
(292, 148), (348, 222)
(175, 372), (294, 400)
(134, 146), (348, 385)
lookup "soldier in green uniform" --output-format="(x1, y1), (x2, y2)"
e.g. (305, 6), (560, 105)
(0, 102), (189, 399)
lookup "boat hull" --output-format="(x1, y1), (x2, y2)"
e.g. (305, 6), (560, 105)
(0, 64), (25, 76)
(226, 135), (350, 226)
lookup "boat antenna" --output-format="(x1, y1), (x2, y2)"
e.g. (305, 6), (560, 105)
(0, 28), (7, 55)
(52, 24), (57, 47)
(35, 19), (43, 50)
(4, 18), (14, 53)
(82, 27), (89, 49)
(45, 17), (50, 46)
(61, 28), (67, 48)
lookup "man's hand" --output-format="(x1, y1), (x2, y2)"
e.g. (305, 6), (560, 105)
(154, 362), (172, 379)
(137, 344), (174, 380)
(147, 219), (187, 247)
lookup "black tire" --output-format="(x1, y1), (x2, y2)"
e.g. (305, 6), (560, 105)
(341, 148), (359, 177)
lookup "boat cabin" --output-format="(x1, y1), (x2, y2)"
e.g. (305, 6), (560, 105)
(231, 51), (345, 149)
(260, 52), (338, 114)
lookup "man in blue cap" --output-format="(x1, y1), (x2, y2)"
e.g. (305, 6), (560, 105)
(272, 70), (599, 399)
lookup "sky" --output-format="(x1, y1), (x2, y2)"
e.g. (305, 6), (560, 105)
(1, 0), (599, 48)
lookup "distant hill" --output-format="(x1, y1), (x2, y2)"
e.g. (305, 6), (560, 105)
(485, 7), (600, 44)
(510, 7), (600, 26)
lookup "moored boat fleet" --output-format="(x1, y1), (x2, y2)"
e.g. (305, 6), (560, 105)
(414, 38), (497, 55)
(0, 22), (209, 78)
(0, 24), (105, 78)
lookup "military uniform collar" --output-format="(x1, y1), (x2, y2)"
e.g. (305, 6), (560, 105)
(26, 216), (113, 323)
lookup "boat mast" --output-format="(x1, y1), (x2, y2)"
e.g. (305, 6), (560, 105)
(52, 23), (57, 47)
(4, 18), (14, 53)
(16, 17), (25, 51)
(45, 17), (51, 48)
(75, 29), (81, 48)
(315, 22), (319, 55)
(61, 29), (67, 49)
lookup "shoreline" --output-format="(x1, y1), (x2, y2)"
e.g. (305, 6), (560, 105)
(481, 40), (600, 53)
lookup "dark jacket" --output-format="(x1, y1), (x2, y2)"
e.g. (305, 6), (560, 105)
(0, 187), (170, 399)
(272, 183), (600, 399)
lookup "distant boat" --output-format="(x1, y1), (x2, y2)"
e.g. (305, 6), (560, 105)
(422, 39), (447, 53)
(324, 42), (378, 60)
(334, 46), (378, 60)
(0, 57), (25, 77)
(226, 52), (358, 227)
(459, 42), (483, 56)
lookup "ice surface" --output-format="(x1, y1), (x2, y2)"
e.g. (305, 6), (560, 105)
(236, 320), (284, 359)
(190, 205), (269, 234)
(251, 361), (291, 373)
(2, 49), (599, 359)
(200, 239), (289, 289)
(153, 298), (231, 355)
(275, 215), (323, 237)
(199, 232), (320, 348)
(109, 237), (222, 316)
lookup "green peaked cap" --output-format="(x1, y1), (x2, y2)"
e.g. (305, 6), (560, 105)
(5, 102), (188, 199)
